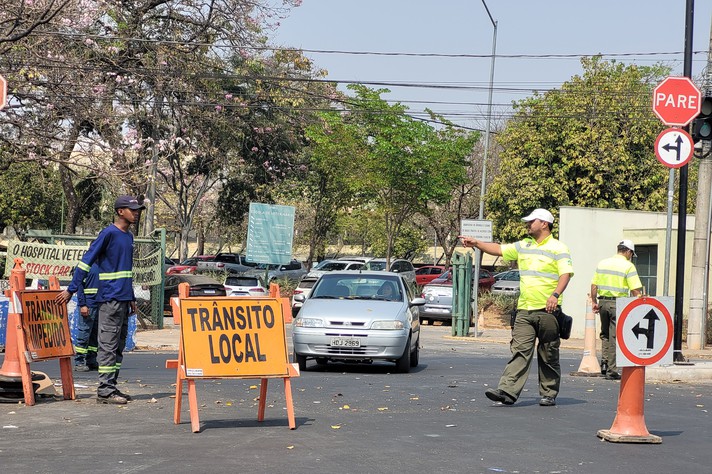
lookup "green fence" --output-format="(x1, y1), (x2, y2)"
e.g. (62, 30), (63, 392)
(4, 229), (167, 329)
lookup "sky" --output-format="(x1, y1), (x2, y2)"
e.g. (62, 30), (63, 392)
(271, 1), (712, 131)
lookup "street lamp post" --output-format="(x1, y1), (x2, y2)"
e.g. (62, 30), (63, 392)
(472, 0), (497, 337)
(478, 0), (497, 220)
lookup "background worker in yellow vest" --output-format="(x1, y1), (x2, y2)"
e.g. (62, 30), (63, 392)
(590, 240), (643, 380)
(460, 208), (573, 407)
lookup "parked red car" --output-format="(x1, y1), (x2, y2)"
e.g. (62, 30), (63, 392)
(428, 268), (495, 292)
(415, 265), (447, 286)
(166, 255), (215, 275)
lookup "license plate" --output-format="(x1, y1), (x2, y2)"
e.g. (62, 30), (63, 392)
(203, 289), (216, 294)
(330, 337), (361, 347)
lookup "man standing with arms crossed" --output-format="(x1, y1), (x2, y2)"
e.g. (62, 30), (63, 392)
(460, 208), (573, 406)
(591, 240), (643, 380)
(57, 195), (145, 404)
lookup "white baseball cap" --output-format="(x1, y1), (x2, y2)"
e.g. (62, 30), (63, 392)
(522, 208), (554, 224)
(619, 239), (637, 257)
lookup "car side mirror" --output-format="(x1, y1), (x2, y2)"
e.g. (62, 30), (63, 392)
(410, 297), (426, 307)
(293, 294), (306, 303)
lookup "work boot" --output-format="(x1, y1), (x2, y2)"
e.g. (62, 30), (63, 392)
(97, 393), (128, 405)
(600, 360), (608, 375)
(605, 372), (621, 380)
(115, 390), (133, 401)
(539, 396), (556, 406)
(485, 388), (515, 405)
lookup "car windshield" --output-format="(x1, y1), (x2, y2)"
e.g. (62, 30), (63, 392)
(311, 274), (403, 301)
(366, 261), (387, 271)
(499, 272), (520, 281)
(313, 261), (349, 271)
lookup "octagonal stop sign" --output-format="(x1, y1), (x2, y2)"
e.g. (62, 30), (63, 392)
(0, 75), (6, 110)
(652, 76), (701, 127)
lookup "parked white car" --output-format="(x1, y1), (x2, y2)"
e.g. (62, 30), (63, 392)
(306, 259), (364, 278)
(224, 275), (267, 297)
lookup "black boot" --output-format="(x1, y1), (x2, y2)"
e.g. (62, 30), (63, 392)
(600, 360), (608, 375)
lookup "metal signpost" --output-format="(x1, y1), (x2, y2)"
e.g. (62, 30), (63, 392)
(652, 74), (701, 362)
(460, 219), (492, 337)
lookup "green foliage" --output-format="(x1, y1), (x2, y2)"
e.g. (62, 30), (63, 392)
(479, 291), (518, 314)
(0, 160), (63, 233)
(487, 57), (677, 241)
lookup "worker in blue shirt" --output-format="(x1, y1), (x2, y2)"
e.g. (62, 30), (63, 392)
(57, 195), (145, 405)
(74, 264), (100, 372)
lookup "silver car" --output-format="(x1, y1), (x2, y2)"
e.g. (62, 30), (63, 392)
(363, 258), (417, 287)
(292, 271), (424, 372)
(491, 270), (520, 296)
(243, 259), (307, 284)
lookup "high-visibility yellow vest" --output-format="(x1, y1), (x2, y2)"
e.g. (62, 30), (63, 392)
(591, 254), (642, 297)
(501, 234), (574, 310)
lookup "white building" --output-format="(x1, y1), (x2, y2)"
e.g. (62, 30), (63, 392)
(559, 206), (695, 338)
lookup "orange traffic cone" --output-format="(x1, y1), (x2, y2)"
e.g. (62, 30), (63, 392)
(0, 259), (27, 380)
(597, 366), (662, 443)
(269, 283), (292, 324)
(571, 294), (603, 376)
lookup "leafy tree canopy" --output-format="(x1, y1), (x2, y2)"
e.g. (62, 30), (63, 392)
(486, 57), (687, 241)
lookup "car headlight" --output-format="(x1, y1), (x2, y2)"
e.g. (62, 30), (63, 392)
(371, 320), (405, 330)
(294, 317), (324, 328)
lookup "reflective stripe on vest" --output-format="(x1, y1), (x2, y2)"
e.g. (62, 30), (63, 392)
(99, 271), (132, 280)
(593, 254), (641, 298)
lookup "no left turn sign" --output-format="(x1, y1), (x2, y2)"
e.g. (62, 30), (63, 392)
(616, 297), (674, 367)
(654, 128), (693, 169)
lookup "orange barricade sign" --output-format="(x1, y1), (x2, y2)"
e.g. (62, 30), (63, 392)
(19, 290), (74, 361)
(180, 298), (289, 378)
(167, 283), (298, 433)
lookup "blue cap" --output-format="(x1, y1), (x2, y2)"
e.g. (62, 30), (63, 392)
(114, 195), (145, 210)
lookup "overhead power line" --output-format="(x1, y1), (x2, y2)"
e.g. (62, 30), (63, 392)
(35, 31), (710, 61)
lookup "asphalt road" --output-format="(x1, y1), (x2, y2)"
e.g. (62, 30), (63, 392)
(1, 327), (710, 473)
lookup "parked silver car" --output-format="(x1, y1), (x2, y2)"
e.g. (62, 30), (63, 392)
(292, 271), (424, 372)
(363, 258), (417, 287)
(243, 259), (307, 284)
(491, 270), (520, 296)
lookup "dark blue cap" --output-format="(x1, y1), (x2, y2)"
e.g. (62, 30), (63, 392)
(114, 195), (145, 210)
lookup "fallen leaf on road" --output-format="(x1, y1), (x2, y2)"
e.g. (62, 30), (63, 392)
(287, 446), (295, 450)
(341, 404), (350, 410)
(148, 398), (158, 403)
(249, 385), (258, 389)
(331, 425), (341, 429)
(378, 407), (388, 411)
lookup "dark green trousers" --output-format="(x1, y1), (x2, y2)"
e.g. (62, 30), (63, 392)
(498, 309), (561, 400)
(598, 299), (618, 376)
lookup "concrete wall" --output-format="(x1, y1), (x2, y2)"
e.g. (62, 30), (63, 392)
(559, 206), (696, 338)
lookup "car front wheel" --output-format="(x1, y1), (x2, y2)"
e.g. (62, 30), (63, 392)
(395, 335), (412, 373)
(294, 349), (307, 371)
(410, 337), (419, 368)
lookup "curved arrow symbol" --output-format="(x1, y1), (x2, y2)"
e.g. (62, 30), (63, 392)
(662, 135), (683, 161)
(632, 309), (660, 350)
